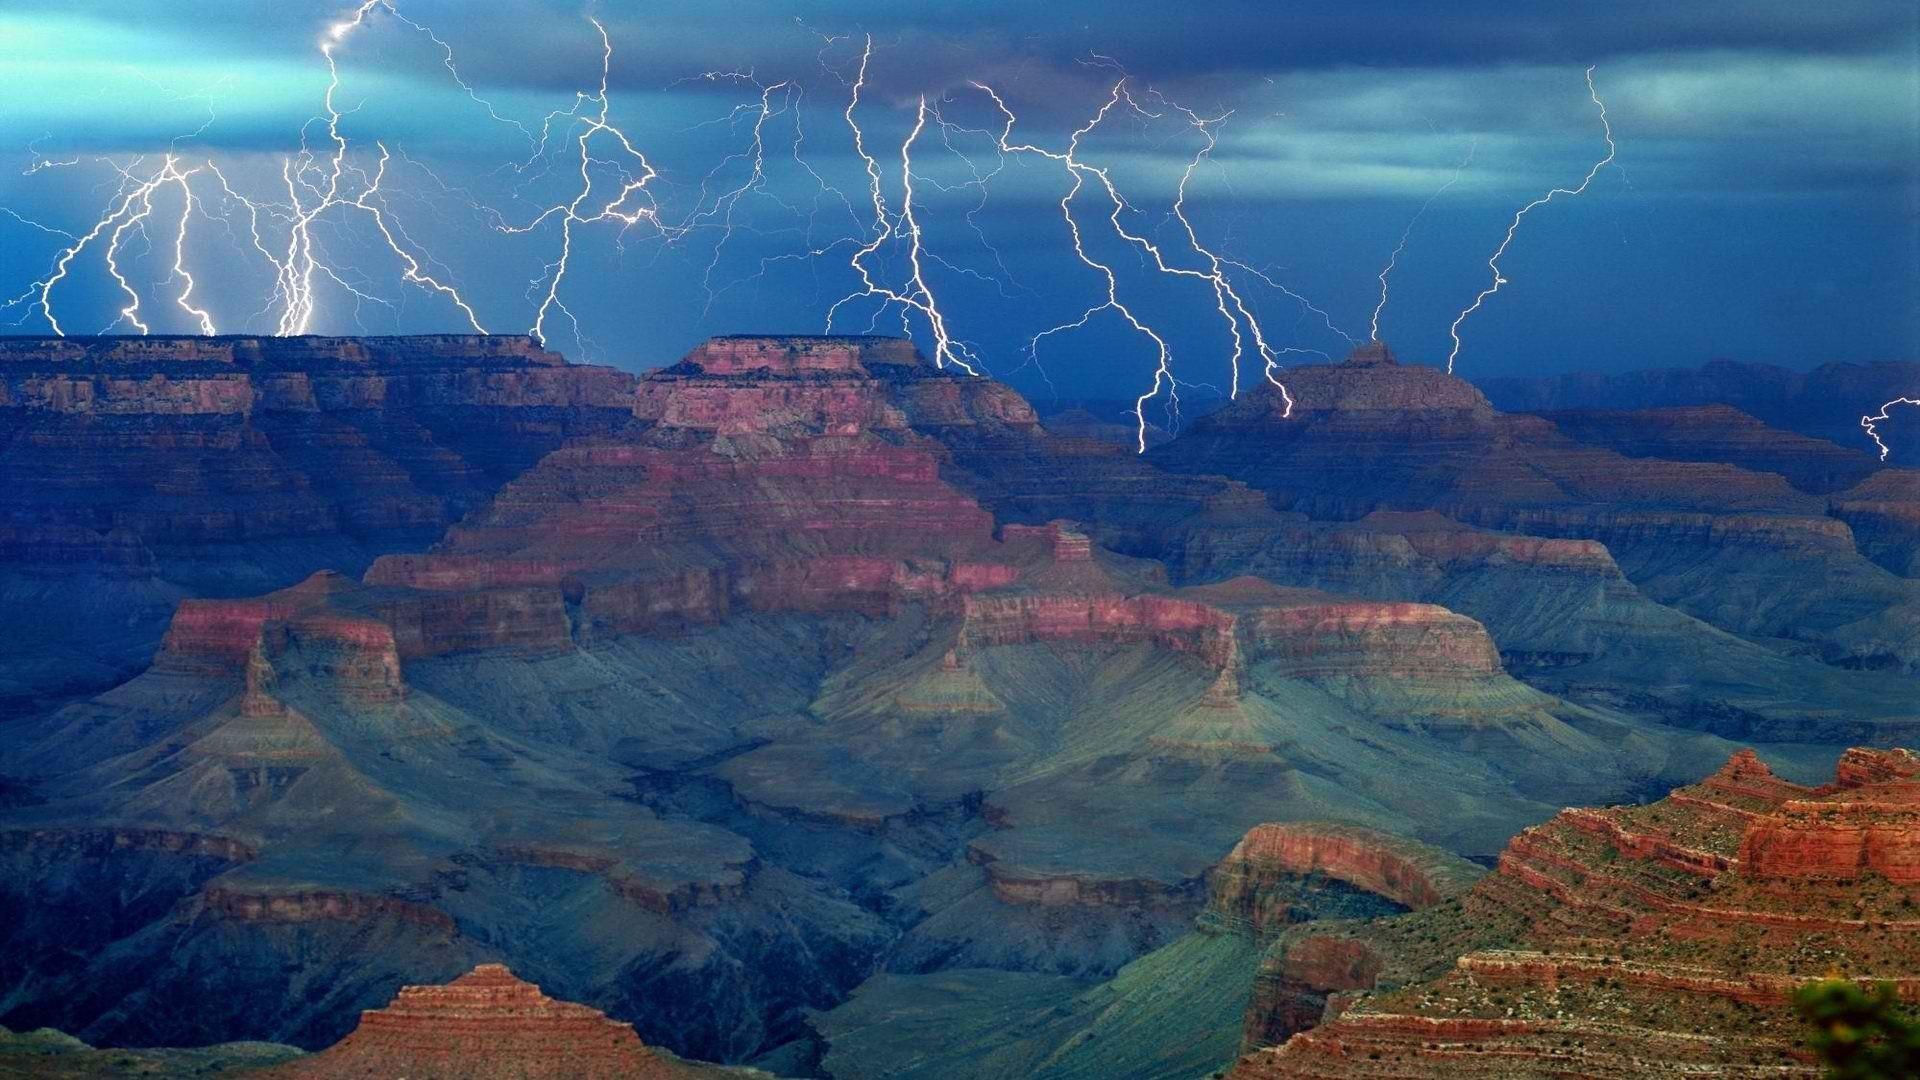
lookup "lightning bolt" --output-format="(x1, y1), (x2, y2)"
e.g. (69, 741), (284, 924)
(1131, 96), (1295, 409)
(275, 0), (489, 335)
(17, 154), (214, 335)
(490, 16), (667, 350)
(1371, 140), (1476, 342)
(1861, 398), (1920, 461)
(1446, 66), (1614, 374)
(824, 37), (981, 375)
(974, 77), (1304, 449)
(974, 80), (1171, 448)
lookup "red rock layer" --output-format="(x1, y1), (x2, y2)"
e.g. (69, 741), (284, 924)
(0, 334), (636, 564)
(1209, 823), (1486, 933)
(141, 338), (1516, 738)
(266, 964), (686, 1079)
(1230, 747), (1920, 1078)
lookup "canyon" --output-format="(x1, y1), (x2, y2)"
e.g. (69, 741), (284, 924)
(1228, 747), (1920, 1078)
(0, 332), (1913, 1077)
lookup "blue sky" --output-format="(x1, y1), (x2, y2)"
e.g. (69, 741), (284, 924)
(0, 1), (1913, 403)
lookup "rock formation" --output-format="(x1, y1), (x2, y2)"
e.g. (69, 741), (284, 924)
(266, 963), (752, 1078)
(1146, 343), (1920, 676)
(1229, 747), (1920, 1077)
(1, 332), (1909, 1075)
(1206, 823), (1487, 935)
(806, 819), (1479, 1079)
(1538, 403), (1879, 495)
(0, 334), (635, 714)
(1476, 357), (1920, 459)
(1831, 468), (1920, 577)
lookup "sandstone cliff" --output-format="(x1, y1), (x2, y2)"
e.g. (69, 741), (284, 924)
(0, 334), (635, 714)
(1230, 747), (1920, 1078)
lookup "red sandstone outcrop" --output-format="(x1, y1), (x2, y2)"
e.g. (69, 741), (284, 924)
(1229, 746), (1920, 1077)
(264, 963), (712, 1079)
(1209, 824), (1485, 935)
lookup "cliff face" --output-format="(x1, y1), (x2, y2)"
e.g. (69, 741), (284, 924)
(1831, 468), (1920, 577)
(1476, 357), (1920, 460)
(1230, 747), (1920, 1078)
(1539, 404), (1879, 495)
(1146, 344), (1920, 676)
(1207, 824), (1486, 936)
(0, 334), (636, 714)
(0, 334), (634, 555)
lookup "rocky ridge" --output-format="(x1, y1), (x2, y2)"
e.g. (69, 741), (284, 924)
(1147, 343), (1920, 678)
(1229, 747), (1920, 1078)
(0, 334), (636, 714)
(0, 333), (1906, 1074)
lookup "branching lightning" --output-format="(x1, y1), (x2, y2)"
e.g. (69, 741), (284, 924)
(823, 37), (981, 374)
(489, 16), (669, 348)
(1861, 397), (1920, 462)
(1445, 66), (1614, 373)
(1371, 140), (1475, 342)
(1, 17), (1672, 464)
(972, 77), (1307, 449)
(5, 0), (513, 337)
(273, 0), (489, 335)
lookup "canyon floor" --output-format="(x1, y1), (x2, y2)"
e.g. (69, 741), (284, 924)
(0, 333), (1913, 1077)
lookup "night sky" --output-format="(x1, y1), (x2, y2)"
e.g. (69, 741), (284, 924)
(0, 1), (1913, 405)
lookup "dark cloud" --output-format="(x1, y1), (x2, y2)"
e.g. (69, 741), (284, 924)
(0, 0), (1912, 390)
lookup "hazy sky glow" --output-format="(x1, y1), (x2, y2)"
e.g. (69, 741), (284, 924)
(0, 0), (1913, 403)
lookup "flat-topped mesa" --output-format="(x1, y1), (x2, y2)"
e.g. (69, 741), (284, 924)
(635, 334), (1036, 438)
(677, 333), (920, 376)
(265, 963), (696, 1079)
(1256, 342), (1495, 415)
(951, 571), (1508, 701)
(1343, 341), (1399, 367)
(635, 335), (921, 437)
(0, 333), (633, 417)
(1540, 403), (1879, 495)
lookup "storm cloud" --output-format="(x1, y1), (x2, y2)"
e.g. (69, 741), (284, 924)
(0, 1), (1912, 398)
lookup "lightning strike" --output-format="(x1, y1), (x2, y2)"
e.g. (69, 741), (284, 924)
(824, 37), (982, 375)
(1861, 397), (1920, 461)
(491, 16), (668, 349)
(1445, 66), (1614, 373)
(1371, 140), (1476, 342)
(973, 77), (1309, 446)
(20, 154), (214, 335)
(275, 0), (489, 335)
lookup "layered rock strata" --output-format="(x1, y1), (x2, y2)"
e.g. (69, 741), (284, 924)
(1229, 747), (1920, 1078)
(266, 963), (743, 1079)
(1147, 343), (1920, 674)
(0, 334), (635, 712)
